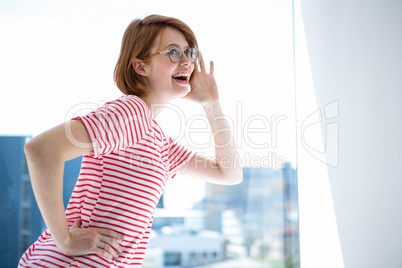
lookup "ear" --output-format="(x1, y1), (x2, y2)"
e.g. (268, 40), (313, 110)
(132, 58), (148, 77)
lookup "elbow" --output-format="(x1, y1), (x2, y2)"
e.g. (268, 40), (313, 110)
(234, 169), (244, 184)
(24, 138), (38, 159)
(24, 136), (50, 162)
(222, 168), (243, 185)
(23, 139), (42, 175)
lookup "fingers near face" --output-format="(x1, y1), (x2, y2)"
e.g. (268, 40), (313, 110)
(210, 61), (214, 75)
(198, 51), (205, 72)
(196, 52), (214, 75)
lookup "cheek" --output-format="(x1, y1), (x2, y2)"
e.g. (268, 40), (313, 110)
(155, 66), (173, 81)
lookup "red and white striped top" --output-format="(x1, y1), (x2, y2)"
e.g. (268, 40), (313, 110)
(19, 95), (195, 268)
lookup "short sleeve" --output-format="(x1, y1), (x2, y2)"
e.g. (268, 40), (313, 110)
(167, 136), (195, 179)
(73, 95), (152, 158)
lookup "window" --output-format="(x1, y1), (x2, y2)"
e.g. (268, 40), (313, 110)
(1, 0), (299, 267)
(148, 1), (299, 267)
(164, 252), (181, 266)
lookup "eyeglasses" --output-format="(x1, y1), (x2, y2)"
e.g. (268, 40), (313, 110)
(155, 46), (198, 63)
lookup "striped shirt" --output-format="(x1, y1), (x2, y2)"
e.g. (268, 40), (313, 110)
(19, 95), (195, 268)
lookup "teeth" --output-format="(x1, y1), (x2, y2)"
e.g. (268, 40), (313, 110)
(172, 73), (189, 78)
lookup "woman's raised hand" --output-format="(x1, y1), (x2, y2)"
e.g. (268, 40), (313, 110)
(185, 51), (220, 106)
(58, 219), (124, 259)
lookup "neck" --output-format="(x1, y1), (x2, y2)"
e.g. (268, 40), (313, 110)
(138, 94), (172, 118)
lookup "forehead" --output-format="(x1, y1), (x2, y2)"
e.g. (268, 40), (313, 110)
(154, 27), (190, 51)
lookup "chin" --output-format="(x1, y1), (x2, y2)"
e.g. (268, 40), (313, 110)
(160, 86), (188, 102)
(173, 85), (190, 98)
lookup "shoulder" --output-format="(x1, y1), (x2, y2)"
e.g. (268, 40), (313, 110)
(105, 95), (153, 122)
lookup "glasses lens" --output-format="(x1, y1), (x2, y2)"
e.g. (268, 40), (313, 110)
(185, 48), (198, 62)
(168, 47), (182, 63)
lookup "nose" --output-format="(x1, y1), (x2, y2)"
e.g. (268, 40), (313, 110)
(179, 52), (192, 67)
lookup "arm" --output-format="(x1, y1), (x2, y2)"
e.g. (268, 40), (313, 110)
(182, 53), (243, 184)
(24, 119), (123, 258)
(184, 102), (243, 185)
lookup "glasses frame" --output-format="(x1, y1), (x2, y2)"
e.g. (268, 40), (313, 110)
(155, 46), (199, 63)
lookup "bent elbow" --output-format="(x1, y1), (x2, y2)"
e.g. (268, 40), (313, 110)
(234, 170), (244, 184)
(24, 138), (39, 159)
(223, 169), (243, 185)
(237, 171), (244, 184)
(24, 137), (51, 162)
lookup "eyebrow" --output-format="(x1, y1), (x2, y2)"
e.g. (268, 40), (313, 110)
(165, 43), (191, 49)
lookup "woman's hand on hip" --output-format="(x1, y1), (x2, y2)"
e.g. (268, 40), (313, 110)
(58, 219), (124, 259)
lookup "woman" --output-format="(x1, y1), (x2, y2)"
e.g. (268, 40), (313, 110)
(19, 14), (243, 267)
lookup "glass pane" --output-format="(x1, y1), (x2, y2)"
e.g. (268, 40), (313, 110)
(146, 1), (299, 268)
(0, 0), (298, 267)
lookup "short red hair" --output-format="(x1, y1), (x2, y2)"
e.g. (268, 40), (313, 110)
(114, 14), (199, 96)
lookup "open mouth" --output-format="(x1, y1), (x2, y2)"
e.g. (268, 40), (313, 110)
(172, 72), (190, 83)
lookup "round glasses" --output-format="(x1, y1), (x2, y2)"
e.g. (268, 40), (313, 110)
(156, 46), (198, 63)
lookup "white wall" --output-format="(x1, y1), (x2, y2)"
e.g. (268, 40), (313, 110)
(297, 0), (402, 267)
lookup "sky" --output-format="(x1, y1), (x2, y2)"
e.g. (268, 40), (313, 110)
(0, 0), (296, 209)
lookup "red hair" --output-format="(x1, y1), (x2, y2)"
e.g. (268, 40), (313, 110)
(114, 14), (199, 96)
